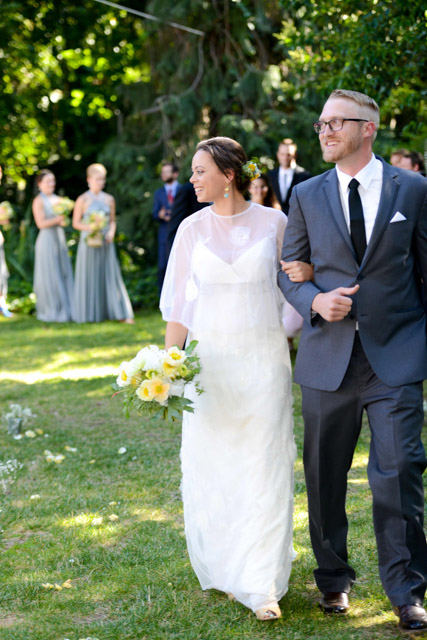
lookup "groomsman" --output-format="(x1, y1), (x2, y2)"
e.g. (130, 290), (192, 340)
(279, 89), (427, 632)
(268, 138), (311, 214)
(152, 162), (179, 293)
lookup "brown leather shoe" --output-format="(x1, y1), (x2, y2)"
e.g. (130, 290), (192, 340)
(393, 604), (427, 632)
(319, 591), (349, 614)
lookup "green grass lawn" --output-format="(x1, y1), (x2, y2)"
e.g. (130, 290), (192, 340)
(0, 312), (426, 640)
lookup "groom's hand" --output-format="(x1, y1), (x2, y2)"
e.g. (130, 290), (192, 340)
(312, 285), (360, 322)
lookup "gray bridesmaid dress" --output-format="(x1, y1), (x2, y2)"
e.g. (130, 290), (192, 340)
(0, 231), (9, 297)
(73, 190), (134, 323)
(33, 194), (75, 322)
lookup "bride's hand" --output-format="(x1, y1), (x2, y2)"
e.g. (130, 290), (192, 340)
(281, 260), (314, 282)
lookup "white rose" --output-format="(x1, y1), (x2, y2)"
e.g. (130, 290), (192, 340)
(143, 345), (163, 371)
(169, 380), (185, 397)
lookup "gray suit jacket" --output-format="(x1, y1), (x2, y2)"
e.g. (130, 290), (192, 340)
(278, 158), (427, 391)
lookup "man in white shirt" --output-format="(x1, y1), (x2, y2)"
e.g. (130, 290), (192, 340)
(268, 138), (311, 214)
(279, 89), (427, 632)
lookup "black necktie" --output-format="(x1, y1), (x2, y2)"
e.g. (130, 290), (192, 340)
(348, 178), (367, 264)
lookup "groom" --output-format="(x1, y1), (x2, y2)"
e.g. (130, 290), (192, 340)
(278, 89), (427, 632)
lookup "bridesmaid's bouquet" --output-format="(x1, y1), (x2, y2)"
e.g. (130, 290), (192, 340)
(0, 201), (14, 229)
(52, 196), (74, 227)
(113, 341), (202, 422)
(86, 210), (107, 247)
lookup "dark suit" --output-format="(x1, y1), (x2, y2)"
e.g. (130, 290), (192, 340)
(268, 165), (312, 214)
(278, 158), (427, 606)
(153, 183), (179, 292)
(166, 182), (207, 257)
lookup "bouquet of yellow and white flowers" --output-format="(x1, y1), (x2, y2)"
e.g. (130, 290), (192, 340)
(113, 341), (202, 422)
(0, 201), (14, 229)
(52, 196), (74, 227)
(86, 210), (107, 247)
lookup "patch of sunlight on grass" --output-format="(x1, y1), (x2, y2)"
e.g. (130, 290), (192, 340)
(58, 513), (126, 543)
(348, 478), (369, 485)
(132, 506), (179, 524)
(293, 544), (311, 556)
(293, 510), (309, 531)
(352, 610), (395, 628)
(0, 365), (117, 383)
(36, 347), (126, 373)
(351, 453), (369, 468)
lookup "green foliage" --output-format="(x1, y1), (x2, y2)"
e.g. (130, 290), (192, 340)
(1, 0), (426, 302)
(276, 0), (427, 159)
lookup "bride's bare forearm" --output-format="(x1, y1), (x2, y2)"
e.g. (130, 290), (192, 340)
(165, 322), (188, 349)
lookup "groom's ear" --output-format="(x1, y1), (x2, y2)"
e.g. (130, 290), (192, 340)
(363, 121), (377, 139)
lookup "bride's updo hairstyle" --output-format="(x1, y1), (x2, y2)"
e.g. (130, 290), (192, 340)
(195, 136), (250, 193)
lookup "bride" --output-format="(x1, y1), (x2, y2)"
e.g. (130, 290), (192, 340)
(160, 137), (312, 620)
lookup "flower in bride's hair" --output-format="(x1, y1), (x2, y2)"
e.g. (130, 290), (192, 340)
(241, 159), (261, 181)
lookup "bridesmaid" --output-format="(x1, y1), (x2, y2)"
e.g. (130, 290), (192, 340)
(32, 169), (75, 322)
(72, 163), (134, 323)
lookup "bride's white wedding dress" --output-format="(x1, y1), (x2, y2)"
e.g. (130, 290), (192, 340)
(161, 203), (296, 612)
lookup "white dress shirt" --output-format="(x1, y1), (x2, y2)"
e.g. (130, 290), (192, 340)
(336, 154), (383, 245)
(279, 167), (295, 201)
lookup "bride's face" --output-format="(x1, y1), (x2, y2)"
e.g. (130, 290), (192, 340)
(190, 150), (231, 203)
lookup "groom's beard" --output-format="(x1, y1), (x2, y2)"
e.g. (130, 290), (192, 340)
(320, 129), (363, 164)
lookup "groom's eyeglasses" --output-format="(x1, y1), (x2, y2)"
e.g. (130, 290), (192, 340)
(313, 118), (369, 134)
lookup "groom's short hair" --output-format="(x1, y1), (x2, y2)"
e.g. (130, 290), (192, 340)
(328, 89), (380, 134)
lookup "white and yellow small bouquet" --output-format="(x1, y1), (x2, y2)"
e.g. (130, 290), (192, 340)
(0, 201), (14, 229)
(86, 210), (107, 247)
(52, 196), (74, 227)
(113, 341), (202, 422)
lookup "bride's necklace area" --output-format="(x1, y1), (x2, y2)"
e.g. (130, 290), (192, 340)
(211, 202), (253, 219)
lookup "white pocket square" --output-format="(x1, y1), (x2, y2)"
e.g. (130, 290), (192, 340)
(390, 211), (406, 223)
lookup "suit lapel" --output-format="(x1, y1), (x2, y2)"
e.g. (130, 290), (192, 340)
(322, 170), (355, 256)
(360, 160), (400, 268)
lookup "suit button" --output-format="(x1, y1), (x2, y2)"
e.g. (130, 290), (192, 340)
(349, 314), (355, 320)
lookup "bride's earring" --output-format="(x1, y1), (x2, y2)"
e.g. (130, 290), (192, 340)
(224, 185), (230, 199)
